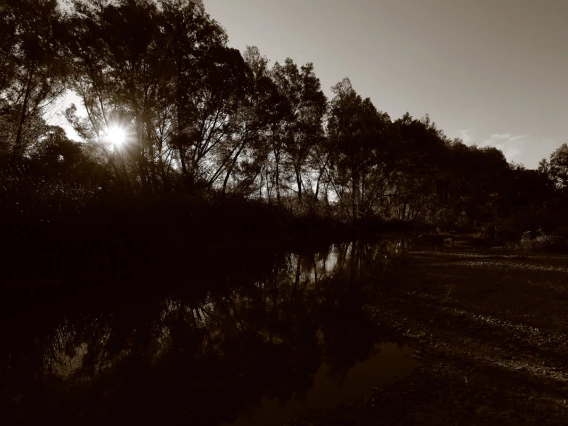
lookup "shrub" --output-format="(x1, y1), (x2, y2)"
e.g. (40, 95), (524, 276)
(518, 229), (567, 253)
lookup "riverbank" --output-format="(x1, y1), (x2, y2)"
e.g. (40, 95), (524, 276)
(2, 194), (417, 305)
(288, 242), (568, 425)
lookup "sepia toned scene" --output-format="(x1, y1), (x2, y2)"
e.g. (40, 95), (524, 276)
(1, 1), (568, 424)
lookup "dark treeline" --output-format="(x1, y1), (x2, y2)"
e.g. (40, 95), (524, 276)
(2, 0), (568, 288)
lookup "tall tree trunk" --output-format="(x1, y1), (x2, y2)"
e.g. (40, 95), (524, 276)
(12, 65), (34, 163)
(314, 159), (328, 202)
(351, 164), (359, 222)
(146, 127), (159, 192)
(295, 167), (302, 201)
(178, 145), (187, 175)
(275, 152), (281, 203)
(222, 139), (248, 195)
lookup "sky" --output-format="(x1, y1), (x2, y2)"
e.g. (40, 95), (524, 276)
(202, 0), (568, 169)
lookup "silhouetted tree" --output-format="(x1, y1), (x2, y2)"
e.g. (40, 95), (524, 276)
(540, 143), (568, 192)
(158, 0), (251, 193)
(216, 46), (288, 196)
(271, 59), (327, 202)
(66, 0), (242, 193)
(2, 0), (568, 267)
(67, 0), (166, 191)
(327, 78), (396, 221)
(0, 0), (69, 162)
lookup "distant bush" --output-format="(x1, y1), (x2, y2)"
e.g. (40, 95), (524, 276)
(518, 229), (567, 253)
(499, 206), (568, 241)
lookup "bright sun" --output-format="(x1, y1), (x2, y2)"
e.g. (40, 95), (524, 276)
(105, 125), (127, 146)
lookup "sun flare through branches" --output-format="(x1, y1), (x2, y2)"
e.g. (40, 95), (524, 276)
(104, 124), (128, 147)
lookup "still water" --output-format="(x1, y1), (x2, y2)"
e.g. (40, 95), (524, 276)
(228, 343), (417, 426)
(2, 239), (418, 425)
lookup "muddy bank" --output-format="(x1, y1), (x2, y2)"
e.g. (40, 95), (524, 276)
(288, 243), (568, 425)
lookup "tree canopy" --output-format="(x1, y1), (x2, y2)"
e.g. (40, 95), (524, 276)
(1, 0), (567, 236)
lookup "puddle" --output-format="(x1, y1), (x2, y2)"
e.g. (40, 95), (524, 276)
(226, 343), (420, 426)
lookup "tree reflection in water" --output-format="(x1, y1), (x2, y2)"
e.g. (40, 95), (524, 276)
(1, 239), (413, 425)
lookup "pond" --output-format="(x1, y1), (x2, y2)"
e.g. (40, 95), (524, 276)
(1, 239), (419, 425)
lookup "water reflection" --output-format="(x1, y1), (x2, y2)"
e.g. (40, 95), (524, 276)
(1, 239), (415, 425)
(228, 343), (418, 426)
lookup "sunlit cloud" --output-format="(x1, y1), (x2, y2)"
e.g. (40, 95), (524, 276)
(487, 133), (529, 142)
(481, 133), (531, 161)
(490, 133), (511, 139)
(482, 133), (529, 146)
(459, 129), (474, 145)
(510, 134), (530, 142)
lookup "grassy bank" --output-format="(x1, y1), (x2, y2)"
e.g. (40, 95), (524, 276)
(289, 240), (568, 425)
(2, 190), (417, 307)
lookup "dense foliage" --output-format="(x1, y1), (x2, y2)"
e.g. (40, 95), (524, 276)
(1, 0), (567, 243)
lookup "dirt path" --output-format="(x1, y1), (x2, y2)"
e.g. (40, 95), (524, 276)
(289, 243), (568, 425)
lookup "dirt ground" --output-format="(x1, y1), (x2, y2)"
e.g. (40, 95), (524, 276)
(288, 240), (568, 425)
